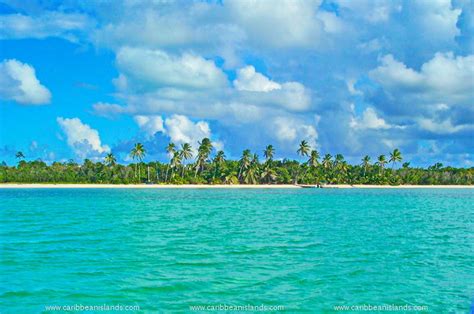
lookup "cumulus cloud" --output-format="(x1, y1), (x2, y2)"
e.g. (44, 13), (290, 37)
(417, 118), (472, 135)
(116, 47), (228, 91)
(234, 66), (311, 111)
(234, 66), (281, 92)
(227, 0), (328, 48)
(130, 114), (223, 155)
(164, 115), (223, 152)
(350, 107), (392, 130)
(0, 59), (51, 105)
(369, 53), (474, 116)
(0, 11), (94, 42)
(335, 0), (402, 23)
(57, 117), (110, 159)
(410, 0), (461, 45)
(272, 116), (319, 150)
(134, 115), (165, 138)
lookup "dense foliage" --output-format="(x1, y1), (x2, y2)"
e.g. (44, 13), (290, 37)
(1, 140), (473, 185)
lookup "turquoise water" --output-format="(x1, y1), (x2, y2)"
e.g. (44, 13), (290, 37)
(1, 188), (473, 313)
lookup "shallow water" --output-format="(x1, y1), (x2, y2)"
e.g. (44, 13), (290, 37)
(1, 188), (473, 313)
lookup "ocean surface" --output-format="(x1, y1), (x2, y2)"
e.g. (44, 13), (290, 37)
(1, 188), (473, 313)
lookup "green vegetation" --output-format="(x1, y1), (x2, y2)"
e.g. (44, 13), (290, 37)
(2, 142), (473, 185)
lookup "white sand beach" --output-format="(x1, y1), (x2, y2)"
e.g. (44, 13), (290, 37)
(0, 184), (472, 189)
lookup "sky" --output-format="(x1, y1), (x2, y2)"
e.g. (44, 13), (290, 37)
(0, 0), (473, 167)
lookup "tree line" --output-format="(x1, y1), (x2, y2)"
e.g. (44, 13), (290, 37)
(2, 139), (473, 185)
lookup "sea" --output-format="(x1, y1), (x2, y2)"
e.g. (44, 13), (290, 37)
(1, 188), (473, 313)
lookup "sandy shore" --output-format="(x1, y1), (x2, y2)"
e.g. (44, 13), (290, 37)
(323, 184), (473, 189)
(0, 183), (472, 189)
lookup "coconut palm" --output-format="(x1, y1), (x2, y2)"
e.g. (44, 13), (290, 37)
(334, 154), (345, 167)
(261, 164), (277, 183)
(15, 151), (25, 160)
(170, 151), (182, 180)
(302, 150), (320, 183)
(308, 150), (320, 168)
(165, 142), (176, 182)
(297, 140), (310, 158)
(179, 143), (193, 177)
(243, 154), (260, 184)
(376, 154), (387, 174)
(130, 143), (146, 179)
(238, 149), (252, 180)
(104, 153), (116, 167)
(194, 138), (213, 177)
(361, 155), (371, 177)
(389, 148), (402, 169)
(322, 154), (332, 169)
(212, 150), (226, 181)
(263, 145), (275, 162)
(338, 161), (349, 182)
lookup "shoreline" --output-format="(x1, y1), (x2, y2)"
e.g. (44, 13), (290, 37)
(0, 183), (472, 189)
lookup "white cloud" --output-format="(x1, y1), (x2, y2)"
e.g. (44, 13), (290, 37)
(410, 0), (461, 44)
(134, 115), (165, 138)
(335, 0), (402, 23)
(57, 117), (110, 159)
(370, 53), (474, 109)
(0, 59), (51, 105)
(346, 78), (362, 95)
(164, 114), (223, 152)
(0, 12), (94, 41)
(369, 55), (423, 90)
(350, 107), (391, 130)
(116, 47), (228, 90)
(273, 116), (318, 149)
(234, 66), (281, 92)
(234, 66), (311, 111)
(316, 11), (346, 33)
(227, 0), (326, 48)
(418, 118), (470, 134)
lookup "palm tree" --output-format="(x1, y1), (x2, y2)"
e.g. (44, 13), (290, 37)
(238, 149), (252, 181)
(295, 140), (311, 184)
(334, 154), (345, 167)
(338, 161), (349, 182)
(130, 143), (146, 180)
(243, 154), (260, 184)
(261, 164), (277, 184)
(322, 154), (332, 169)
(179, 143), (193, 177)
(297, 140), (310, 158)
(303, 150), (320, 182)
(104, 153), (116, 167)
(321, 154), (333, 183)
(194, 138), (213, 177)
(308, 150), (320, 167)
(300, 150), (320, 182)
(361, 155), (371, 177)
(389, 148), (402, 170)
(170, 151), (182, 180)
(376, 155), (387, 174)
(15, 151), (25, 160)
(165, 142), (176, 182)
(263, 145), (275, 163)
(212, 150), (226, 181)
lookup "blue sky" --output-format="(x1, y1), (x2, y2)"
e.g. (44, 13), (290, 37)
(0, 0), (473, 167)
